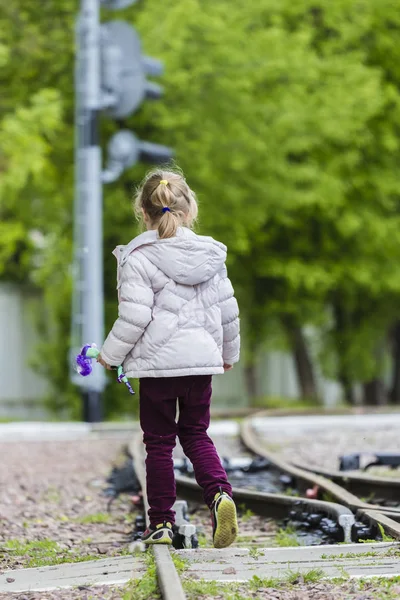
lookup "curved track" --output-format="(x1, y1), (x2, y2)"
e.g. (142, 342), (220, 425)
(174, 472), (355, 543)
(246, 410), (400, 503)
(130, 415), (400, 599)
(240, 413), (400, 538)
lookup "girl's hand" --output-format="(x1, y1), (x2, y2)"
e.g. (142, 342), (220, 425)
(97, 354), (113, 370)
(223, 363), (233, 371)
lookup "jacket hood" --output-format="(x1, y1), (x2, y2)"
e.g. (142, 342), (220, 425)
(113, 228), (227, 285)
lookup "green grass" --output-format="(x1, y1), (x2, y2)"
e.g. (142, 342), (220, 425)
(236, 535), (254, 543)
(321, 550), (377, 560)
(123, 513), (137, 525)
(336, 565), (351, 579)
(249, 547), (264, 560)
(122, 552), (187, 600)
(359, 493), (378, 503)
(252, 396), (322, 410)
(75, 512), (112, 524)
(357, 576), (400, 600)
(249, 568), (324, 589)
(274, 525), (302, 547)
(241, 509), (255, 522)
(238, 505), (255, 522)
(321, 548), (400, 561)
(197, 533), (208, 548)
(183, 579), (249, 600)
(303, 568), (325, 583)
(159, 570), (400, 600)
(171, 553), (189, 574)
(249, 575), (280, 589)
(359, 524), (395, 544)
(184, 568), (326, 600)
(321, 491), (336, 503)
(378, 523), (395, 542)
(3, 539), (100, 568)
(123, 554), (160, 600)
(286, 568), (325, 584)
(284, 487), (299, 497)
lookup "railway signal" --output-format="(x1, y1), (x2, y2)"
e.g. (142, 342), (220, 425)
(71, 0), (173, 422)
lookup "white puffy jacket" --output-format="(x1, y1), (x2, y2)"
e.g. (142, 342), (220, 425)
(101, 228), (240, 378)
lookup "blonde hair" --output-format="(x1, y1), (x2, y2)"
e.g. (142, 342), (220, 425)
(134, 167), (198, 239)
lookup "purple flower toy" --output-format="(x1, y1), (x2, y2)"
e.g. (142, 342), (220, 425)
(76, 344), (135, 395)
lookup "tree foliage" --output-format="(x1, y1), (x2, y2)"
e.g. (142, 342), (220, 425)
(2, 0), (400, 412)
(135, 0), (400, 400)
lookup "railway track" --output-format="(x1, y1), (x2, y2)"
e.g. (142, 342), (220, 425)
(245, 411), (400, 504)
(130, 414), (400, 599)
(131, 435), (186, 600)
(240, 413), (400, 537)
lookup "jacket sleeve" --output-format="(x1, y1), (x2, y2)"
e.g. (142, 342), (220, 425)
(100, 254), (153, 366)
(218, 266), (240, 365)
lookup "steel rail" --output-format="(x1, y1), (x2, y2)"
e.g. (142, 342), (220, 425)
(131, 435), (187, 600)
(175, 472), (355, 542)
(131, 437), (362, 544)
(241, 413), (400, 538)
(246, 410), (400, 503)
(292, 462), (400, 503)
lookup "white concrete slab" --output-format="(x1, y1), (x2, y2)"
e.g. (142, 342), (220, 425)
(0, 556), (145, 593)
(0, 421), (139, 442)
(254, 413), (400, 436)
(0, 419), (235, 442)
(0, 422), (92, 442)
(177, 542), (400, 582)
(208, 421), (239, 436)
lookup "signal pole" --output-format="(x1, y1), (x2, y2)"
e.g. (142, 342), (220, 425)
(72, 0), (105, 422)
(71, 0), (173, 422)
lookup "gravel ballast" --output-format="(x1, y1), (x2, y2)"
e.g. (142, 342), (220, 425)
(2, 424), (400, 600)
(0, 585), (126, 600)
(0, 437), (134, 572)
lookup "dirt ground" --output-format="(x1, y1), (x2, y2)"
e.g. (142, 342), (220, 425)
(1, 430), (400, 599)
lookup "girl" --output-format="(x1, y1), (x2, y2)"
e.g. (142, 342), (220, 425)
(98, 168), (240, 548)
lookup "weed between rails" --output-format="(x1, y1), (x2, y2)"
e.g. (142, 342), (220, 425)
(3, 539), (101, 568)
(183, 569), (326, 600)
(274, 525), (302, 547)
(122, 552), (160, 600)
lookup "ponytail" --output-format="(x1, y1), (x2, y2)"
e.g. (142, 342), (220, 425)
(158, 210), (179, 239)
(134, 167), (198, 238)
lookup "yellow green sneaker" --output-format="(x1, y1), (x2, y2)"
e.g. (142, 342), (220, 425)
(211, 488), (238, 549)
(142, 521), (173, 545)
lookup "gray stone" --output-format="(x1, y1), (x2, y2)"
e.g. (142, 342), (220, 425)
(175, 542), (400, 582)
(0, 556), (145, 593)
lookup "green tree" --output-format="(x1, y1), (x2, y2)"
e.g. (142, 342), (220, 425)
(135, 0), (400, 403)
(2, 0), (400, 413)
(0, 2), (80, 415)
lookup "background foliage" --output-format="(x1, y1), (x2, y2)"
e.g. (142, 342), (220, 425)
(2, 0), (400, 415)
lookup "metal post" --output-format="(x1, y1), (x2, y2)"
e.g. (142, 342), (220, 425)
(71, 0), (106, 422)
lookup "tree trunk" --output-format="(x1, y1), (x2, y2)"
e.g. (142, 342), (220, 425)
(364, 340), (387, 406)
(390, 321), (400, 404)
(363, 378), (385, 406)
(292, 326), (319, 401)
(332, 301), (357, 405)
(282, 317), (318, 401)
(244, 363), (259, 404)
(338, 374), (356, 405)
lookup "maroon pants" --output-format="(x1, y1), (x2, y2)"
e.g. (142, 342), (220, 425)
(139, 375), (232, 526)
